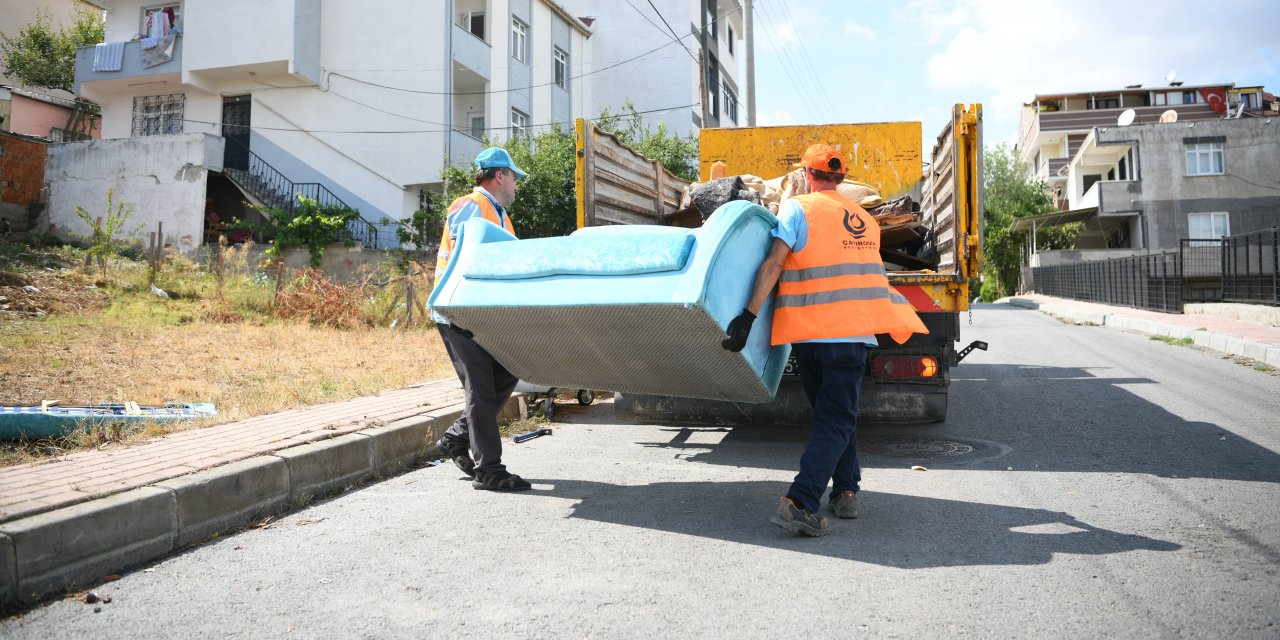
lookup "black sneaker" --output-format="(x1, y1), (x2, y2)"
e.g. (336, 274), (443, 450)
(471, 469), (532, 492)
(435, 435), (475, 478)
(769, 497), (831, 537)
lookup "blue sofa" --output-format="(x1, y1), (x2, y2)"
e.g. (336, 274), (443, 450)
(428, 200), (790, 403)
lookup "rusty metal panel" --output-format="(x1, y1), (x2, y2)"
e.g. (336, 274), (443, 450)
(575, 118), (691, 228)
(698, 122), (923, 199)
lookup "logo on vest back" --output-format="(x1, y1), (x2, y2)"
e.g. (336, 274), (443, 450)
(842, 209), (867, 239)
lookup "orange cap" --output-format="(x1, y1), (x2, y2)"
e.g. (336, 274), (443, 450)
(792, 144), (848, 174)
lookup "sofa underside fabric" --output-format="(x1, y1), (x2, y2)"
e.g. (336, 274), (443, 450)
(430, 201), (790, 403)
(447, 303), (780, 402)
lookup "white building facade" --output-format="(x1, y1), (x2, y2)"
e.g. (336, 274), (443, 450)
(559, 0), (744, 136)
(63, 0), (593, 251)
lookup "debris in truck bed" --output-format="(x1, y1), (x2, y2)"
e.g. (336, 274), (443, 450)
(682, 176), (762, 221)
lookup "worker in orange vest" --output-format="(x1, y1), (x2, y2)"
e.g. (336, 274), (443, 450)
(722, 143), (928, 536)
(431, 147), (531, 492)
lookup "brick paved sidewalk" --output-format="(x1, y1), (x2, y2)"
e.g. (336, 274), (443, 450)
(0, 378), (466, 524)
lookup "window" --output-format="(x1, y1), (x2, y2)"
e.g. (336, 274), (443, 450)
(511, 17), (527, 63)
(1185, 141), (1224, 175)
(706, 59), (719, 119)
(141, 4), (180, 37)
(510, 109), (528, 138)
(727, 24), (735, 56)
(1240, 93), (1256, 109)
(1154, 92), (1166, 106)
(132, 94), (184, 136)
(460, 11), (485, 40)
(1188, 212), (1229, 242)
(723, 84), (737, 123)
(1183, 91), (1200, 104)
(706, 0), (717, 39)
(1090, 96), (1119, 109)
(553, 47), (567, 89)
(470, 115), (485, 139)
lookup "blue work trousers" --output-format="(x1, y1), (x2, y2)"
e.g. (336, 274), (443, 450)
(786, 342), (868, 513)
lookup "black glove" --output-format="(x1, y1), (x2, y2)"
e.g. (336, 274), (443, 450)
(720, 309), (756, 352)
(451, 324), (474, 339)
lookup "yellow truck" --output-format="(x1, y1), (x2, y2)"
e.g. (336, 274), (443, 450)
(574, 104), (986, 423)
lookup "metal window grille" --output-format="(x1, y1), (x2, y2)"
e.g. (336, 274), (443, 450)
(132, 94), (184, 137)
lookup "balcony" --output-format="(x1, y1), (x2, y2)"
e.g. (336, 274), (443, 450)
(1079, 182), (1100, 210)
(452, 23), (492, 80)
(182, 0), (321, 85)
(1047, 158), (1070, 180)
(450, 129), (485, 167)
(75, 38), (182, 94)
(1099, 180), (1141, 214)
(1034, 103), (1220, 134)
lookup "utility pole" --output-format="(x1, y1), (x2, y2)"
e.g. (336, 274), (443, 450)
(699, 0), (710, 128)
(744, 0), (755, 126)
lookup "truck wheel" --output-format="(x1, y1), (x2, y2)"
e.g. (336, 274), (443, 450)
(577, 390), (595, 406)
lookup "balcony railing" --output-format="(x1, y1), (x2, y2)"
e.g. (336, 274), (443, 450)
(452, 23), (492, 79)
(1047, 158), (1070, 179)
(450, 128), (485, 167)
(1079, 182), (1100, 209)
(74, 38), (182, 93)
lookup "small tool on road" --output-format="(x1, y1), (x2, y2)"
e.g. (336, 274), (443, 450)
(514, 428), (552, 443)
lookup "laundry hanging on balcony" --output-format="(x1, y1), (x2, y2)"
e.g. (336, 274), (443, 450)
(141, 34), (177, 69)
(141, 8), (172, 49)
(92, 41), (126, 72)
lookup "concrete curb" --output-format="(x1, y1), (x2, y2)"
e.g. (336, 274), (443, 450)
(1006, 298), (1280, 367)
(0, 395), (528, 607)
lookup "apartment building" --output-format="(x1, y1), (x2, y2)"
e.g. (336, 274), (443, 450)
(56, 0), (593, 253)
(1014, 82), (1279, 257)
(559, 0), (745, 135)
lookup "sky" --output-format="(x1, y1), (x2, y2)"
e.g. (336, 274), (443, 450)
(745, 0), (1280, 150)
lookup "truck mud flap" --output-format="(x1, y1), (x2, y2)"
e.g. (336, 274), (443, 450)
(615, 380), (947, 427)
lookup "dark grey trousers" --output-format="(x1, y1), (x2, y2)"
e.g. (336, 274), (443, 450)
(437, 323), (519, 474)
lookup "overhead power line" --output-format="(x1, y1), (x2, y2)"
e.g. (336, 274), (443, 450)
(329, 5), (743, 98)
(90, 98), (699, 135)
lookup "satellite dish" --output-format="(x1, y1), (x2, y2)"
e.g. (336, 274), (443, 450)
(1165, 69), (1177, 85)
(1159, 109), (1179, 124)
(1117, 109), (1136, 126)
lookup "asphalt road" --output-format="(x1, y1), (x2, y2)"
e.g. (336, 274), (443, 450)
(6, 303), (1279, 638)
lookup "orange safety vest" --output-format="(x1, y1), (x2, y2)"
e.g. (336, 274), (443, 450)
(771, 191), (928, 346)
(434, 190), (516, 278)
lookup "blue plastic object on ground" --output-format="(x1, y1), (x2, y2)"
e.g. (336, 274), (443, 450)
(0, 403), (217, 440)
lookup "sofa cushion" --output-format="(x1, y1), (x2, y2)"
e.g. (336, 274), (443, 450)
(463, 232), (696, 280)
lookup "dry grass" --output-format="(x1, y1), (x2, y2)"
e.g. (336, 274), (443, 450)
(0, 241), (453, 466)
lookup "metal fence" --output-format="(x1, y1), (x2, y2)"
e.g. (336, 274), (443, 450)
(1180, 239), (1223, 303)
(1033, 251), (1183, 313)
(1222, 228), (1279, 306)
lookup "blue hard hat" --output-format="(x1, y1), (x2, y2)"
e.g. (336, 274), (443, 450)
(474, 147), (528, 180)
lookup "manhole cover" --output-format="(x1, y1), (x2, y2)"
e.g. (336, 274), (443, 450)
(862, 438), (975, 459)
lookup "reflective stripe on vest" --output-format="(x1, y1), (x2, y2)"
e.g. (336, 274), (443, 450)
(771, 190), (928, 346)
(434, 190), (516, 278)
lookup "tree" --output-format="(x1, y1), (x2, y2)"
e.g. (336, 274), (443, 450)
(1, 8), (104, 93)
(980, 142), (1078, 301)
(595, 101), (700, 182)
(427, 103), (700, 242)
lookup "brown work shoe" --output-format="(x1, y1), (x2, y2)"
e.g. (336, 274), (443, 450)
(828, 490), (858, 519)
(769, 497), (831, 537)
